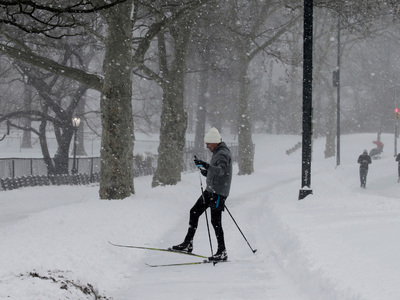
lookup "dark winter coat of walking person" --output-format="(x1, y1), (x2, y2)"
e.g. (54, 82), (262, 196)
(171, 127), (232, 262)
(357, 149), (372, 188)
(395, 153), (400, 182)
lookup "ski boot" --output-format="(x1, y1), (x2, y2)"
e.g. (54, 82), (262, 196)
(171, 240), (193, 253)
(208, 248), (228, 262)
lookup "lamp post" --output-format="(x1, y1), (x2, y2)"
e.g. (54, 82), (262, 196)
(395, 107), (399, 156)
(336, 15), (341, 166)
(299, 0), (313, 200)
(71, 117), (81, 175)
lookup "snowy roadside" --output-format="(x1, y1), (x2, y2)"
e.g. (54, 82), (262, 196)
(0, 133), (399, 299)
(265, 139), (400, 300)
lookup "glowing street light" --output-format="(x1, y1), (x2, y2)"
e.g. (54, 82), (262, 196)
(71, 117), (81, 175)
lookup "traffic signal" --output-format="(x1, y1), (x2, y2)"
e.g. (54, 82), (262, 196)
(395, 108), (399, 119)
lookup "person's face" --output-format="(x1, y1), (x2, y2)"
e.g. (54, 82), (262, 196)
(206, 143), (219, 152)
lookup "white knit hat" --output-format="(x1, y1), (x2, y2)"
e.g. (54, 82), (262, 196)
(204, 127), (222, 143)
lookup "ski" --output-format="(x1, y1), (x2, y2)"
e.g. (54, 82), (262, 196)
(146, 260), (229, 268)
(108, 241), (208, 259)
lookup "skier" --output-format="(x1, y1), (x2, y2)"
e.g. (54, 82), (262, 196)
(395, 153), (400, 182)
(370, 140), (384, 159)
(357, 149), (372, 188)
(172, 127), (232, 262)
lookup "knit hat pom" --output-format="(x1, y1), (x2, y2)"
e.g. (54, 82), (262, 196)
(204, 127), (222, 143)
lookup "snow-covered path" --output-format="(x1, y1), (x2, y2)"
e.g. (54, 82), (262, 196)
(1, 133), (400, 299)
(110, 170), (310, 300)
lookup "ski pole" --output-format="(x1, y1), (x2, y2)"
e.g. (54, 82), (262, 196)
(195, 157), (214, 257)
(225, 205), (257, 254)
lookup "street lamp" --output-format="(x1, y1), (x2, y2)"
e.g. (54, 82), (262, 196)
(71, 117), (81, 175)
(395, 108), (399, 156)
(299, 0), (313, 200)
(335, 14), (341, 167)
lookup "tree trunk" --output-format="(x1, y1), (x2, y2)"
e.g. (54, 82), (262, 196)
(38, 106), (56, 175)
(53, 113), (75, 174)
(151, 20), (191, 187)
(76, 96), (87, 156)
(324, 88), (336, 158)
(152, 84), (187, 187)
(21, 84), (33, 148)
(288, 58), (301, 135)
(194, 52), (210, 158)
(53, 133), (73, 174)
(99, 2), (135, 199)
(237, 54), (254, 175)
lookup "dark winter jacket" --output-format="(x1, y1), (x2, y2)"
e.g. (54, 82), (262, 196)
(205, 142), (232, 197)
(357, 154), (372, 169)
(396, 153), (400, 164)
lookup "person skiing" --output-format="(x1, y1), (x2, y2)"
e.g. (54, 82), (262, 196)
(357, 149), (372, 188)
(395, 153), (400, 182)
(171, 127), (232, 262)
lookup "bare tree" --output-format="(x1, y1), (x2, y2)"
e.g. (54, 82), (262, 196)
(0, 0), (212, 198)
(132, 1), (213, 187)
(216, 0), (301, 175)
(135, 13), (193, 187)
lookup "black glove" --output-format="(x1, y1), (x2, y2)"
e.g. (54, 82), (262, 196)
(200, 169), (208, 177)
(194, 157), (209, 169)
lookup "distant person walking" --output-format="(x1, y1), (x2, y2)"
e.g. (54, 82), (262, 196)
(395, 153), (400, 182)
(357, 149), (372, 188)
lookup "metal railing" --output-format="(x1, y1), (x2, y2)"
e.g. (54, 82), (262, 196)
(0, 157), (100, 179)
(0, 144), (239, 191)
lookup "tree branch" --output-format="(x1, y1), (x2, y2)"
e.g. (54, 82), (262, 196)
(0, 43), (103, 90)
(0, 0), (128, 14)
(0, 110), (64, 128)
(133, 0), (212, 68)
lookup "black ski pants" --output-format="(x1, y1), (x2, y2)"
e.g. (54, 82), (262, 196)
(184, 190), (227, 251)
(360, 166), (368, 187)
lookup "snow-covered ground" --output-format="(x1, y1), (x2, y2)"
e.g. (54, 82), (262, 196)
(0, 132), (399, 299)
